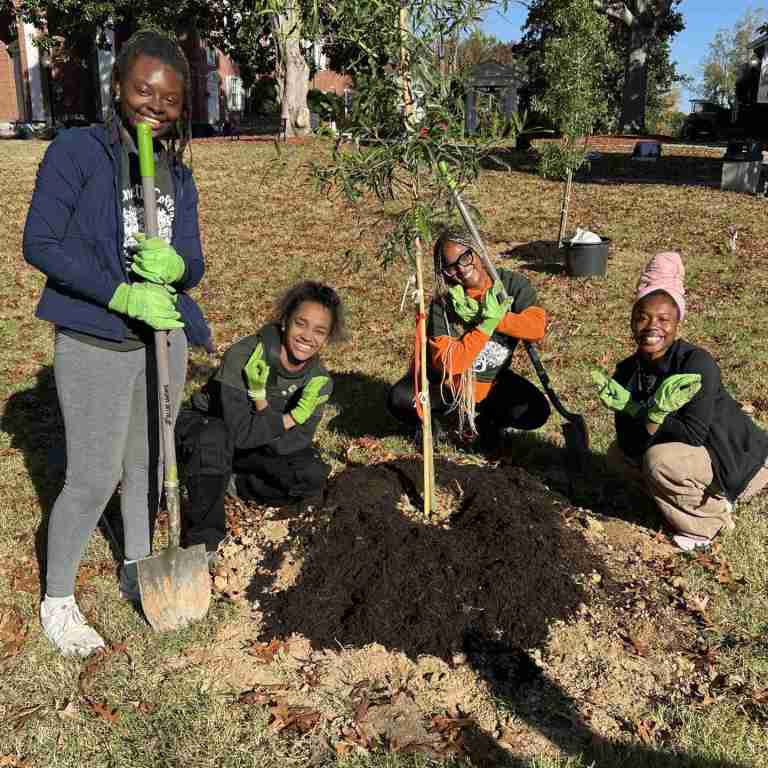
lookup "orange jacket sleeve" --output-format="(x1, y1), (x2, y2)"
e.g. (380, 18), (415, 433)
(496, 306), (547, 342)
(429, 329), (490, 376)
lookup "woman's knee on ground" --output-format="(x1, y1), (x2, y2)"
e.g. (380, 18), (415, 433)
(642, 444), (677, 486)
(295, 453), (331, 494)
(387, 375), (416, 422)
(642, 443), (710, 491)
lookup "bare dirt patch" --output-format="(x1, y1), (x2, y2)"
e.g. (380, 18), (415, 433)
(190, 457), (718, 761)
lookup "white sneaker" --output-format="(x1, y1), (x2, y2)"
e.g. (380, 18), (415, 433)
(40, 596), (106, 657)
(672, 533), (713, 552)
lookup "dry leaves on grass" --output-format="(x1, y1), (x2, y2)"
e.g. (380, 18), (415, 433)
(635, 718), (668, 746)
(75, 560), (115, 594)
(0, 605), (27, 659)
(211, 558), (251, 601)
(9, 559), (38, 594)
(245, 638), (289, 664)
(620, 632), (649, 658)
(269, 702), (321, 735)
(78, 644), (132, 732)
(0, 757), (31, 767)
(235, 688), (321, 735)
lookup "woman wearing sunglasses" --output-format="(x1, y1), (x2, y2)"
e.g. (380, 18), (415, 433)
(387, 227), (550, 447)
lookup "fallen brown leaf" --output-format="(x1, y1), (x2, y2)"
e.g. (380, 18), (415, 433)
(269, 702), (321, 734)
(78, 644), (132, 697)
(9, 561), (38, 594)
(0, 605), (27, 659)
(245, 638), (288, 663)
(86, 699), (121, 726)
(238, 689), (275, 706)
(636, 718), (659, 746)
(621, 633), (649, 657)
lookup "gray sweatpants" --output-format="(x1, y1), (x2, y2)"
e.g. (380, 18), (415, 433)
(46, 330), (187, 597)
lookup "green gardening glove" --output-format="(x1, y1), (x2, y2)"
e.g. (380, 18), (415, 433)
(243, 342), (270, 401)
(477, 281), (512, 336)
(291, 376), (330, 425)
(646, 373), (702, 425)
(590, 368), (641, 417)
(108, 282), (182, 330)
(447, 284), (480, 323)
(131, 233), (186, 285)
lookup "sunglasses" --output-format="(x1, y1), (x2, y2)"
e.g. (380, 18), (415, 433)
(441, 247), (474, 276)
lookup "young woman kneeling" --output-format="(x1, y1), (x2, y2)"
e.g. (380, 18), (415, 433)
(592, 252), (768, 551)
(388, 227), (550, 446)
(180, 282), (345, 555)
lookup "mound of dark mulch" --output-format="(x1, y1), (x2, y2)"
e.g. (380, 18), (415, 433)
(257, 459), (608, 661)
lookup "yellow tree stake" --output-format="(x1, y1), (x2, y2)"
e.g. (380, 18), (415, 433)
(414, 237), (435, 516)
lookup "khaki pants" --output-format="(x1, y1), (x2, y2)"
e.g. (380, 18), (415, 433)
(607, 442), (768, 539)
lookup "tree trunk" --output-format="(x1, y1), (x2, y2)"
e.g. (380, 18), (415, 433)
(619, 25), (650, 133)
(271, 7), (310, 138)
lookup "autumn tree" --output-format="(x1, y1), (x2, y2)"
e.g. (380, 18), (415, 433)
(699, 7), (767, 109)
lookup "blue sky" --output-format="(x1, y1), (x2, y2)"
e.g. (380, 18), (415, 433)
(482, 1), (768, 111)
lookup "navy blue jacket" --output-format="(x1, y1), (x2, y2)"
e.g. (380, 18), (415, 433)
(23, 122), (211, 349)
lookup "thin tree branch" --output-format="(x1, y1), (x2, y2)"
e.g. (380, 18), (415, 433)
(595, 1), (635, 27)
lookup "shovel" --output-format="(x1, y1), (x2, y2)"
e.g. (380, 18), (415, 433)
(135, 122), (211, 632)
(437, 161), (589, 471)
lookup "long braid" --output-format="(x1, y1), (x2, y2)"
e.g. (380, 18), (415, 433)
(107, 29), (193, 166)
(433, 227), (478, 435)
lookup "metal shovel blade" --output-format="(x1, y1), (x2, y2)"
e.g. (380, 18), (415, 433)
(137, 544), (211, 632)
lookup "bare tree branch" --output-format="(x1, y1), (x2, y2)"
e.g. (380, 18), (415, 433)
(594, 1), (635, 27)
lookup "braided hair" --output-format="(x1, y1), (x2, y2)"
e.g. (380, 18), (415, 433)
(106, 29), (193, 165)
(432, 226), (480, 435)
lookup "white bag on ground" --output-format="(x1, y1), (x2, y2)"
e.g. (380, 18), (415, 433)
(570, 227), (602, 245)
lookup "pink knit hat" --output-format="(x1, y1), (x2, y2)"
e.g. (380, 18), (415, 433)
(636, 251), (686, 321)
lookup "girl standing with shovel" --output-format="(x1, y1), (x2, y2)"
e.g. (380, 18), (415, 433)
(23, 30), (208, 655)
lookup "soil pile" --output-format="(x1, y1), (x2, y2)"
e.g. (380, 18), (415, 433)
(256, 459), (609, 663)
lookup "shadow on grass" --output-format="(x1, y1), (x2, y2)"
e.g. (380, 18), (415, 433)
(1, 365), (152, 587)
(499, 240), (565, 275)
(326, 370), (405, 439)
(249, 451), (744, 767)
(483, 148), (726, 191)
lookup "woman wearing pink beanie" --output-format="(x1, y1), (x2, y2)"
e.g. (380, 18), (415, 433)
(591, 252), (768, 550)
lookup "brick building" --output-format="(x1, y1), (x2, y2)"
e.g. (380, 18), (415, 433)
(0, 13), (244, 132)
(0, 10), (351, 134)
(0, 4), (48, 130)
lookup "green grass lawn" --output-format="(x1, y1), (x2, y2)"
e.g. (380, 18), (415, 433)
(1, 137), (767, 767)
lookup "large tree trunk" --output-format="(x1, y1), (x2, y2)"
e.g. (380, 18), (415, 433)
(619, 25), (649, 133)
(271, 7), (310, 138)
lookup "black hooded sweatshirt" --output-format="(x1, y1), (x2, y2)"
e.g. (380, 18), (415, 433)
(613, 339), (768, 500)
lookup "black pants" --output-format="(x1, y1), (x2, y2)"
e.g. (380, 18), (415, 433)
(387, 369), (550, 435)
(176, 411), (329, 551)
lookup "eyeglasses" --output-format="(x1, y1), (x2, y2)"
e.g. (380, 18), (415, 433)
(441, 247), (474, 276)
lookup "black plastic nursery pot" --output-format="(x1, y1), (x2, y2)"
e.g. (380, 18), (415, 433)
(565, 237), (610, 278)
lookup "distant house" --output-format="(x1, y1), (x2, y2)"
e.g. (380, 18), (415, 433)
(308, 40), (353, 100)
(0, 4), (48, 129)
(465, 61), (526, 134)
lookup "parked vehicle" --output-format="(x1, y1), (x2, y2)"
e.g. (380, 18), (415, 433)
(680, 100), (731, 142)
